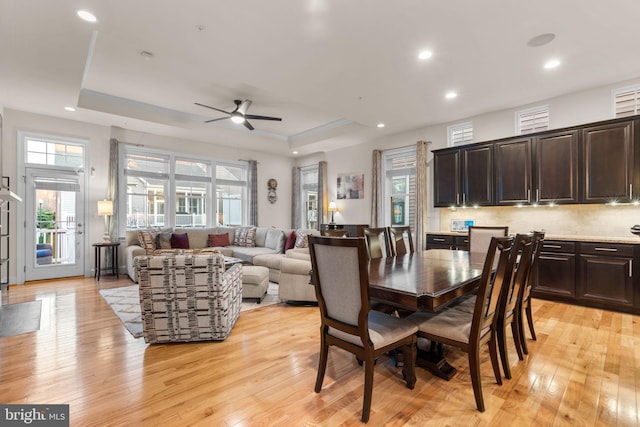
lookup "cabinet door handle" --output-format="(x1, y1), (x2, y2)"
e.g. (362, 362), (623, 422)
(456, 193), (460, 205)
(527, 189), (531, 202)
(594, 247), (617, 252)
(630, 260), (633, 278)
(545, 244), (562, 249)
(433, 238), (445, 242)
(536, 189), (539, 202)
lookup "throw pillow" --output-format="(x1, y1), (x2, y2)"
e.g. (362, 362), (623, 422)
(284, 231), (297, 251)
(138, 229), (160, 254)
(154, 229), (172, 249)
(208, 233), (230, 247)
(294, 229), (309, 248)
(233, 227), (256, 248)
(170, 233), (190, 249)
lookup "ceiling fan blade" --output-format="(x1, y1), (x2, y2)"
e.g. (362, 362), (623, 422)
(243, 120), (255, 131)
(204, 117), (230, 123)
(194, 102), (231, 115)
(245, 114), (282, 121)
(237, 99), (252, 115)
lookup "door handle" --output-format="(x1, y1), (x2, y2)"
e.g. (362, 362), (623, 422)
(77, 231), (83, 235)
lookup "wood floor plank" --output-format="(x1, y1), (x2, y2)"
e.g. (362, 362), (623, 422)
(1, 278), (640, 426)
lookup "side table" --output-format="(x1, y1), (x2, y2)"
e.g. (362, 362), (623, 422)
(93, 242), (120, 280)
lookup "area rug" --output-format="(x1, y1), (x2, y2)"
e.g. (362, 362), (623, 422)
(0, 300), (42, 337)
(99, 283), (281, 338)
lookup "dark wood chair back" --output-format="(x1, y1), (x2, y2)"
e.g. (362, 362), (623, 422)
(388, 226), (414, 256)
(363, 227), (392, 259)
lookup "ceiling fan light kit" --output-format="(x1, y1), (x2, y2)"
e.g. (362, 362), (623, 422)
(195, 99), (282, 131)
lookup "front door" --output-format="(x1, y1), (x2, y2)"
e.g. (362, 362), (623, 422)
(25, 168), (86, 281)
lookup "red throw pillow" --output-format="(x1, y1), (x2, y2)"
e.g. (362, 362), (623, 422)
(284, 231), (297, 251)
(208, 233), (230, 247)
(170, 233), (190, 249)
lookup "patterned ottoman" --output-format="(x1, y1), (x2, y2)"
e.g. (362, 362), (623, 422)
(242, 265), (269, 303)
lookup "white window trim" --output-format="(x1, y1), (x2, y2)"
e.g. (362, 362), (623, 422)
(515, 105), (549, 135)
(119, 145), (248, 234)
(447, 121), (473, 147)
(612, 84), (640, 118)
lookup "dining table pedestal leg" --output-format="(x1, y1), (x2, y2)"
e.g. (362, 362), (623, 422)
(416, 342), (457, 380)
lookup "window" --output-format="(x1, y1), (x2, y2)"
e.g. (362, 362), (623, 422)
(216, 163), (247, 227)
(122, 147), (248, 229)
(448, 122), (473, 146)
(516, 106), (549, 135)
(301, 166), (319, 229)
(614, 86), (640, 117)
(26, 137), (84, 168)
(382, 147), (416, 231)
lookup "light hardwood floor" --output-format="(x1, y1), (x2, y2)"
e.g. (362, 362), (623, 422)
(1, 276), (639, 426)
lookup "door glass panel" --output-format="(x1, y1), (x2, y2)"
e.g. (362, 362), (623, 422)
(35, 189), (76, 266)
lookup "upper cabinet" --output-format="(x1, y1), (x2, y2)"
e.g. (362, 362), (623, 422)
(432, 115), (640, 207)
(581, 120), (635, 203)
(433, 144), (493, 207)
(494, 138), (532, 205)
(534, 129), (579, 204)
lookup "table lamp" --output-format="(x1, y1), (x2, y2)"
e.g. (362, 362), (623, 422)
(97, 199), (113, 242)
(328, 201), (337, 225)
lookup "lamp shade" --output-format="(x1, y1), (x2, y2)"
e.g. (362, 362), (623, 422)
(328, 201), (337, 211)
(97, 199), (113, 216)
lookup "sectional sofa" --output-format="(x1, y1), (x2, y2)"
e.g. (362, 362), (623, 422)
(125, 226), (318, 304)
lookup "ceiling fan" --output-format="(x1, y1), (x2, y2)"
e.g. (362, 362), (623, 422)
(195, 99), (282, 131)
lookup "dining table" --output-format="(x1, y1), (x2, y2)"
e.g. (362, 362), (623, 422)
(367, 249), (489, 380)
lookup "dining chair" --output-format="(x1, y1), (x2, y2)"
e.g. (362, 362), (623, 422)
(308, 235), (418, 423)
(454, 233), (535, 379)
(321, 229), (350, 237)
(363, 227), (393, 259)
(517, 230), (545, 354)
(496, 233), (535, 378)
(388, 226), (415, 256)
(468, 226), (509, 254)
(406, 235), (516, 412)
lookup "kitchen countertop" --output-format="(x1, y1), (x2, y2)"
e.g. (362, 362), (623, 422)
(427, 231), (640, 245)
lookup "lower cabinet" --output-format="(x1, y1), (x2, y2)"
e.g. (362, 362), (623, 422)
(578, 243), (634, 311)
(533, 240), (639, 313)
(426, 233), (468, 250)
(534, 241), (576, 299)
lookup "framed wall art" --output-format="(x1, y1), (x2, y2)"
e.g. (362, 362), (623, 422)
(337, 173), (364, 199)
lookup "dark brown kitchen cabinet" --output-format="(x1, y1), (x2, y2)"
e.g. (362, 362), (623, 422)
(494, 137), (532, 205)
(534, 130), (579, 204)
(433, 150), (460, 206)
(578, 243), (634, 311)
(433, 144), (493, 207)
(533, 240), (577, 300)
(425, 233), (469, 250)
(581, 120), (635, 203)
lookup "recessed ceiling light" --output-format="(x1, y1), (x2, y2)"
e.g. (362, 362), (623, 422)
(64, 106), (76, 112)
(377, 123), (385, 128)
(527, 33), (556, 47)
(544, 59), (561, 69)
(77, 10), (97, 23)
(445, 91), (457, 99)
(292, 151), (299, 155)
(418, 50), (433, 60)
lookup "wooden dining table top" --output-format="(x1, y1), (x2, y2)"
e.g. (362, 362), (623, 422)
(367, 249), (487, 312)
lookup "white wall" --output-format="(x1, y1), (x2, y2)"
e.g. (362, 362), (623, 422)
(2, 109), (295, 283)
(297, 76), (640, 233)
(110, 127), (294, 229)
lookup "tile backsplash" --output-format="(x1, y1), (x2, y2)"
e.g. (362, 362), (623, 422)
(439, 204), (640, 238)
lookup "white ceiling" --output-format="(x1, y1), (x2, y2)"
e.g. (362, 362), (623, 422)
(1, 0), (640, 157)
